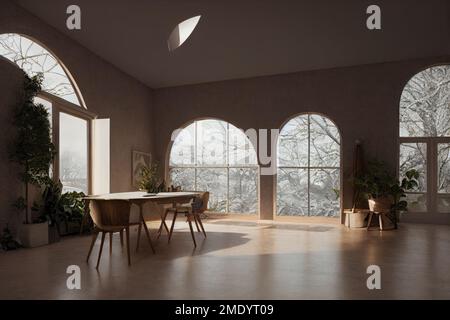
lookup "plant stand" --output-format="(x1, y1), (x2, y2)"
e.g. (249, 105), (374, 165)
(367, 211), (397, 231)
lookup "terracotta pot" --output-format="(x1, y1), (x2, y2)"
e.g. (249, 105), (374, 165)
(368, 197), (392, 212)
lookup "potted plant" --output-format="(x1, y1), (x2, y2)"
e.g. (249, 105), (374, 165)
(355, 160), (396, 212)
(9, 73), (56, 247)
(1, 226), (21, 251)
(138, 162), (165, 194)
(58, 191), (86, 234)
(390, 169), (420, 222)
(34, 180), (86, 242)
(355, 160), (420, 227)
(37, 179), (63, 243)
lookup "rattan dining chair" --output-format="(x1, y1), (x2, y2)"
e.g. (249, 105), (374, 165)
(86, 199), (154, 268)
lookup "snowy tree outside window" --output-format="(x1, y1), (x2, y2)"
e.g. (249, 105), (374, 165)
(169, 119), (259, 213)
(0, 33), (82, 106)
(277, 114), (341, 217)
(400, 66), (450, 138)
(399, 65), (450, 213)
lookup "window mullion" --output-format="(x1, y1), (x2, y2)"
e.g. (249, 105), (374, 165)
(307, 114), (311, 216)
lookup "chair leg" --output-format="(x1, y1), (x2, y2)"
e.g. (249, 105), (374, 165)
(86, 231), (98, 262)
(193, 214), (201, 232)
(379, 213), (384, 230)
(96, 232), (106, 269)
(196, 214), (207, 238)
(367, 212), (374, 230)
(125, 227), (131, 266)
(136, 223), (142, 252)
(187, 218), (197, 247)
(168, 212), (178, 243)
(120, 230), (124, 247)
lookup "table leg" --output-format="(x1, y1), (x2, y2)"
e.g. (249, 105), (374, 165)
(157, 208), (170, 239)
(125, 227), (131, 266)
(136, 222), (142, 252)
(139, 204), (155, 254)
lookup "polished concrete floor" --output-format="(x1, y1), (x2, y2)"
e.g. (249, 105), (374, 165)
(1, 218), (449, 299)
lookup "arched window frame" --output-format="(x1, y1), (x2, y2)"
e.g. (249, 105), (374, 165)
(398, 64), (450, 215)
(0, 33), (95, 194)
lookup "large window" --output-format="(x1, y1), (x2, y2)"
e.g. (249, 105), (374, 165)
(169, 119), (259, 213)
(59, 113), (89, 193)
(277, 114), (341, 217)
(0, 33), (83, 106)
(399, 65), (450, 214)
(1, 33), (92, 194)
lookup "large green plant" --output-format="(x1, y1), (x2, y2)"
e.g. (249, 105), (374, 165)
(138, 163), (165, 193)
(9, 73), (56, 224)
(36, 179), (86, 234)
(1, 226), (21, 251)
(355, 160), (419, 211)
(37, 179), (63, 227)
(391, 170), (420, 212)
(59, 191), (86, 227)
(355, 160), (396, 199)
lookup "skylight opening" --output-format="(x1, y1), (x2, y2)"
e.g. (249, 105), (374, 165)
(168, 15), (201, 51)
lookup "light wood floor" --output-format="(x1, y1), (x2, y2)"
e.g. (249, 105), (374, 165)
(0, 218), (449, 299)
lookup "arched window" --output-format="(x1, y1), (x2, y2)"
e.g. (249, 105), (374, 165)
(0, 33), (84, 106)
(399, 65), (450, 214)
(277, 114), (341, 217)
(169, 119), (259, 213)
(1, 33), (92, 194)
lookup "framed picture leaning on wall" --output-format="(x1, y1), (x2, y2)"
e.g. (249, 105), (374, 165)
(132, 150), (151, 188)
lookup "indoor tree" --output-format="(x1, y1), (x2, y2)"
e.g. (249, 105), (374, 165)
(9, 72), (55, 224)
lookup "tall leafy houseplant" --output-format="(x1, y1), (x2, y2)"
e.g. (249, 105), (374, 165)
(391, 169), (420, 212)
(9, 73), (55, 224)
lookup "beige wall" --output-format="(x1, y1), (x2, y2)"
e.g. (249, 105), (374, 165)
(0, 1), (154, 231)
(153, 56), (450, 224)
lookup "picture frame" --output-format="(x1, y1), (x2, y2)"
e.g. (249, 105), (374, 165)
(132, 150), (151, 188)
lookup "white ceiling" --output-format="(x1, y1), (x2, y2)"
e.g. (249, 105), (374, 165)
(16, 0), (450, 88)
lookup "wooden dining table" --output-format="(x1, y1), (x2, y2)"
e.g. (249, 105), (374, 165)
(80, 191), (200, 242)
